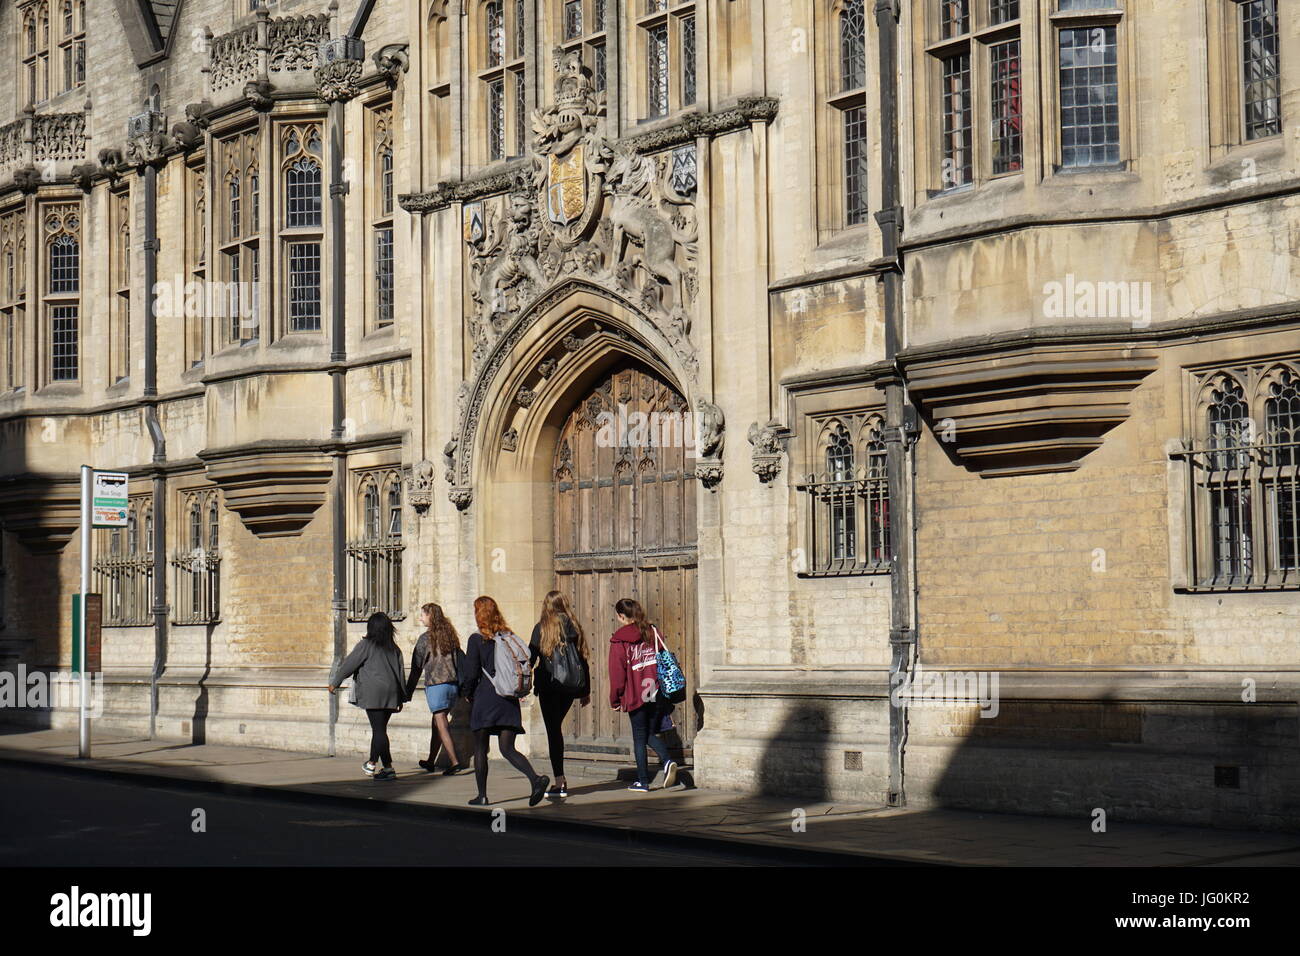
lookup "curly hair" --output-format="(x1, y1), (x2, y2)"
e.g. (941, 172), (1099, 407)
(422, 602), (461, 657)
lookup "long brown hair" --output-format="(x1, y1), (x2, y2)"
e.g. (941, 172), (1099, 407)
(474, 595), (510, 640)
(539, 590), (588, 660)
(422, 602), (461, 657)
(614, 597), (652, 645)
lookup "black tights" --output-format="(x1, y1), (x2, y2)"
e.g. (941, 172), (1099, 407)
(473, 728), (538, 798)
(538, 692), (574, 779)
(366, 709), (393, 767)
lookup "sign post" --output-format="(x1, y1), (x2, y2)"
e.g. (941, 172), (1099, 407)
(79, 468), (127, 758)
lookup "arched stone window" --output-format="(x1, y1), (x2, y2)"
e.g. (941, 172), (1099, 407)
(281, 124), (324, 333)
(1181, 362), (1300, 589)
(348, 468), (405, 620)
(94, 496), (154, 626)
(43, 204), (80, 383)
(173, 489), (222, 624)
(798, 410), (892, 575)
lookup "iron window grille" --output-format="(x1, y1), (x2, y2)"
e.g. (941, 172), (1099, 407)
(1174, 365), (1300, 590)
(171, 491), (221, 625)
(796, 416), (892, 576)
(94, 497), (154, 626)
(347, 470), (405, 621)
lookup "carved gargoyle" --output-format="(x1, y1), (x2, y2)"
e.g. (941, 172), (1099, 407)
(373, 44), (410, 86)
(171, 102), (212, 152)
(244, 78), (275, 112)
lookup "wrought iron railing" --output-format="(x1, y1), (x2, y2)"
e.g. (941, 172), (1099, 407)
(170, 550), (221, 625)
(92, 555), (153, 626)
(1172, 438), (1299, 590)
(796, 468), (892, 576)
(346, 538), (405, 621)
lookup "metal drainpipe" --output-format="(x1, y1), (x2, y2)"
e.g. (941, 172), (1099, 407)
(142, 158), (168, 739)
(873, 0), (915, 808)
(327, 95), (348, 757)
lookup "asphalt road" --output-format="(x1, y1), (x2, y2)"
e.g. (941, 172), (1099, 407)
(0, 762), (815, 866)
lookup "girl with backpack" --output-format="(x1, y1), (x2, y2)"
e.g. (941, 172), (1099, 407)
(405, 602), (468, 776)
(328, 611), (406, 781)
(461, 595), (549, 807)
(608, 598), (680, 792)
(529, 590), (591, 799)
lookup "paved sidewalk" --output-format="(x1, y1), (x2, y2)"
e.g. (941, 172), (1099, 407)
(2, 727), (1298, 866)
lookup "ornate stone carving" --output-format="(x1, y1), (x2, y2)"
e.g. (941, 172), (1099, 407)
(0, 121), (24, 166)
(315, 57), (363, 102)
(125, 127), (169, 168)
(171, 102), (212, 152)
(697, 399), (725, 460)
(502, 427), (519, 452)
(32, 112), (86, 162)
(457, 49), (698, 386)
(515, 387), (537, 409)
(748, 420), (786, 483)
(242, 77), (275, 112)
(409, 459), (436, 515)
(268, 15), (329, 74)
(209, 23), (258, 91)
(449, 487), (474, 511)
(373, 44), (410, 86)
(696, 399), (725, 489)
(538, 357), (558, 379)
(12, 166), (41, 193)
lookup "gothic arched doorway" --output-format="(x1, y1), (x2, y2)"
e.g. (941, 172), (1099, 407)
(552, 363), (699, 755)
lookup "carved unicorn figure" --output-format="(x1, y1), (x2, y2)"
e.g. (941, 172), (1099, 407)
(604, 150), (697, 309)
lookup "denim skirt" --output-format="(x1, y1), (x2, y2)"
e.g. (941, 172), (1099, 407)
(424, 682), (459, 713)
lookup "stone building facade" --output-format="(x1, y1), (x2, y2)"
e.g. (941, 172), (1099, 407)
(0, 0), (1297, 829)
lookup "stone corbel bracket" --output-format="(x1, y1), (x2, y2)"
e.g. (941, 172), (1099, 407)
(747, 420), (789, 483)
(200, 444), (334, 537)
(904, 343), (1159, 477)
(0, 473), (83, 554)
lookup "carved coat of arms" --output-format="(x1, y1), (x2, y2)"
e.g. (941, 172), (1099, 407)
(547, 144), (586, 226)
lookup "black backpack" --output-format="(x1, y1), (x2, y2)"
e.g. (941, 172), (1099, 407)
(546, 619), (590, 696)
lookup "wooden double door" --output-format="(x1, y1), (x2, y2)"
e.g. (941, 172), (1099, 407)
(552, 365), (699, 755)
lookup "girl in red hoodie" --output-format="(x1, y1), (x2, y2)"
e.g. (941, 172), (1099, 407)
(608, 598), (680, 792)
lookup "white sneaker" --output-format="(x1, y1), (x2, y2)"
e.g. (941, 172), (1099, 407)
(362, 761), (378, 776)
(663, 760), (679, 788)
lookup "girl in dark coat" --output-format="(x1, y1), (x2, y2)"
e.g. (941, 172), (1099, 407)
(528, 590), (591, 798)
(329, 612), (405, 781)
(461, 595), (549, 807)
